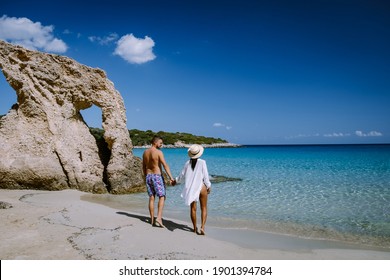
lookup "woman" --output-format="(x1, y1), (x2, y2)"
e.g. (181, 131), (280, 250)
(176, 144), (211, 235)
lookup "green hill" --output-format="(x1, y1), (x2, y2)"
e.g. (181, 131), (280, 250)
(90, 127), (228, 146)
(129, 129), (227, 146)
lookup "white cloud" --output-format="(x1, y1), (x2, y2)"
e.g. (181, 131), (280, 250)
(324, 132), (350, 137)
(114, 34), (156, 64)
(355, 130), (383, 137)
(213, 122), (232, 130)
(0, 15), (67, 53)
(286, 133), (320, 139)
(89, 33), (119, 45)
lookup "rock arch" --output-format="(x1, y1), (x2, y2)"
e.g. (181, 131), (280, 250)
(0, 40), (143, 193)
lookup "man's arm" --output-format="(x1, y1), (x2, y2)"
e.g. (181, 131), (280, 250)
(159, 152), (175, 184)
(142, 151), (147, 177)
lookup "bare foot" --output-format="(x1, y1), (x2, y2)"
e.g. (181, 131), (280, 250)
(154, 219), (165, 228)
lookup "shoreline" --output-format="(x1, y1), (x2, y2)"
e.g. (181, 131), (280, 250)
(1, 189), (389, 260)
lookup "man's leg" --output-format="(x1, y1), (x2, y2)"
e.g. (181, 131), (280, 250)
(148, 195), (155, 225)
(155, 196), (165, 227)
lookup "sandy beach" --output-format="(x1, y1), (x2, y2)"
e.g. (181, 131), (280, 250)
(1, 189), (390, 260)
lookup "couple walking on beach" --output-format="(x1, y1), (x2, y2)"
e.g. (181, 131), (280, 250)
(142, 136), (211, 235)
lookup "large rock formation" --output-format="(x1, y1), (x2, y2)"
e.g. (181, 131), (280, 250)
(0, 40), (143, 194)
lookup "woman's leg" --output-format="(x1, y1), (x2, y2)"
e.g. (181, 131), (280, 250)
(199, 185), (208, 234)
(190, 201), (197, 232)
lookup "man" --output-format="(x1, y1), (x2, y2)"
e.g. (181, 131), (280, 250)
(142, 136), (175, 228)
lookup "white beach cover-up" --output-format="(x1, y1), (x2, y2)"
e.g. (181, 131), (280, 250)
(176, 159), (211, 206)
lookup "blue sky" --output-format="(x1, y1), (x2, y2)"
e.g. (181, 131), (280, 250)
(1, 0), (389, 144)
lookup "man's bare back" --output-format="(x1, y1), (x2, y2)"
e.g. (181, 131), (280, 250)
(142, 137), (174, 181)
(143, 147), (164, 175)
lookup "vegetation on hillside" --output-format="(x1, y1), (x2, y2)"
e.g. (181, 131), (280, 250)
(129, 129), (227, 146)
(90, 127), (227, 146)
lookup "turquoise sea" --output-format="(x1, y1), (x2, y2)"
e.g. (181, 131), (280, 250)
(129, 144), (390, 248)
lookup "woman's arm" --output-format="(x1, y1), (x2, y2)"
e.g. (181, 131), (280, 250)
(202, 160), (212, 189)
(175, 161), (189, 184)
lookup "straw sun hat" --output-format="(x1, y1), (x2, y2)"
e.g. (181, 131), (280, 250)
(187, 144), (204, 159)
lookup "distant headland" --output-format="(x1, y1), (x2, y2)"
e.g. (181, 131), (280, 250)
(89, 127), (241, 148)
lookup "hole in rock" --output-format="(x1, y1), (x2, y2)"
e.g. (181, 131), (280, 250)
(80, 104), (103, 129)
(0, 73), (18, 119)
(80, 104), (111, 190)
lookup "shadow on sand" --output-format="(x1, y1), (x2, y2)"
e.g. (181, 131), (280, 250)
(116, 211), (193, 233)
